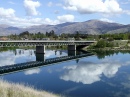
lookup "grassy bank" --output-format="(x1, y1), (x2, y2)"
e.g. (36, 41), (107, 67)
(0, 80), (61, 97)
(87, 40), (130, 50)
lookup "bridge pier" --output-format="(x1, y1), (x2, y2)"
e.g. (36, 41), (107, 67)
(68, 45), (76, 56)
(68, 50), (76, 56)
(68, 45), (76, 51)
(36, 53), (45, 61)
(36, 46), (45, 54)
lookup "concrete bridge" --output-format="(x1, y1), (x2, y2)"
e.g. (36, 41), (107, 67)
(0, 52), (94, 75)
(0, 40), (96, 53)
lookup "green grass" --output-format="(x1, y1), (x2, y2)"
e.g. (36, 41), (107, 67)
(113, 40), (128, 47)
(0, 80), (61, 97)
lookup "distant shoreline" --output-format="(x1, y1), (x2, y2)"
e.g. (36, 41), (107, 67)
(87, 48), (130, 51)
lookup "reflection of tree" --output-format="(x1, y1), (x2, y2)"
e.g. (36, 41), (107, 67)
(19, 50), (21, 55)
(0, 47), (17, 52)
(60, 51), (62, 55)
(76, 59), (79, 63)
(15, 50), (17, 55)
(94, 50), (130, 59)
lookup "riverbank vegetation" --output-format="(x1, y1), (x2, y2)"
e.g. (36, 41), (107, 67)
(0, 80), (60, 97)
(90, 50), (130, 59)
(4, 31), (130, 41)
(87, 39), (130, 50)
(1, 30), (130, 50)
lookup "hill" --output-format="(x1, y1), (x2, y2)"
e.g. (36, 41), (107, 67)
(0, 20), (130, 36)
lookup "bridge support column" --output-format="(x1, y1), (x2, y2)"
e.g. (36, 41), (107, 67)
(68, 45), (76, 51)
(68, 45), (76, 56)
(36, 53), (45, 62)
(36, 46), (45, 54)
(68, 50), (76, 56)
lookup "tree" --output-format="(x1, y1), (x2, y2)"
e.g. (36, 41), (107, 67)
(96, 40), (106, 48)
(46, 32), (49, 37)
(75, 31), (80, 40)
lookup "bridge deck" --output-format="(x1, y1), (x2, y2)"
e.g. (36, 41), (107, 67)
(0, 40), (96, 43)
(0, 40), (96, 47)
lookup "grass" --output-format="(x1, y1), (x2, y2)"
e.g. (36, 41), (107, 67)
(0, 80), (61, 97)
(113, 40), (128, 47)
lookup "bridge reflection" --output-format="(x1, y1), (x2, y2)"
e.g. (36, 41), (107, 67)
(0, 50), (94, 75)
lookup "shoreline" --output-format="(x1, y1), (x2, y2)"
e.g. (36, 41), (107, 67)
(0, 79), (61, 97)
(86, 47), (130, 51)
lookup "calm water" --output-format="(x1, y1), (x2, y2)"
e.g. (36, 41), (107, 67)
(0, 49), (130, 97)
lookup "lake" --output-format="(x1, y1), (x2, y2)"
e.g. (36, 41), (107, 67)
(0, 48), (130, 97)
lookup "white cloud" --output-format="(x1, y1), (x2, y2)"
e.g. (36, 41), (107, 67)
(124, 10), (130, 15)
(55, 3), (63, 7)
(0, 7), (15, 18)
(24, 0), (41, 16)
(8, 1), (16, 5)
(64, 0), (122, 15)
(121, 0), (130, 5)
(47, 2), (63, 7)
(54, 10), (59, 14)
(47, 2), (53, 7)
(57, 14), (75, 22)
(0, 13), (74, 27)
(60, 61), (121, 84)
(0, 6), (73, 27)
(0, 49), (35, 67)
(24, 68), (40, 75)
(100, 18), (115, 23)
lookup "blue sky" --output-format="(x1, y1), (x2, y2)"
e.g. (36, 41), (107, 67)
(0, 0), (130, 27)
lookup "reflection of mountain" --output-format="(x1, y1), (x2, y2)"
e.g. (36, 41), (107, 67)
(60, 61), (122, 84)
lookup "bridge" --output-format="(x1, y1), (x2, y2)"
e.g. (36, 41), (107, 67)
(0, 40), (96, 53)
(0, 52), (94, 75)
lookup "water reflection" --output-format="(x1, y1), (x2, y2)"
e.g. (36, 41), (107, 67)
(2, 49), (130, 97)
(94, 50), (130, 59)
(24, 68), (41, 75)
(0, 49), (35, 67)
(61, 59), (125, 84)
(0, 49), (68, 67)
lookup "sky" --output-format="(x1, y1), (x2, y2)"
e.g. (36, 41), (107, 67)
(0, 0), (130, 27)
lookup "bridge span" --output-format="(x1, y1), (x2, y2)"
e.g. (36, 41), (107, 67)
(0, 40), (96, 53)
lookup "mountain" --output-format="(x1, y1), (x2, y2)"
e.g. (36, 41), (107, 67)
(0, 24), (21, 36)
(0, 20), (130, 36)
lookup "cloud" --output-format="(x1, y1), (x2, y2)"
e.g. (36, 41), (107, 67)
(8, 1), (16, 5)
(60, 61), (121, 84)
(100, 18), (115, 23)
(64, 0), (122, 15)
(121, 0), (130, 5)
(0, 7), (74, 27)
(124, 10), (130, 15)
(57, 14), (75, 22)
(47, 2), (63, 7)
(0, 52), (16, 66)
(54, 10), (59, 14)
(24, 0), (41, 16)
(0, 7), (15, 18)
(0, 13), (74, 27)
(0, 49), (35, 67)
(47, 2), (53, 7)
(24, 68), (40, 75)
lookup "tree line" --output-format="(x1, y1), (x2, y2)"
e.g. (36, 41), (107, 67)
(7, 31), (130, 41)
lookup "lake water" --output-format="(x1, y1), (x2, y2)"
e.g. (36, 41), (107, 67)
(0, 49), (130, 97)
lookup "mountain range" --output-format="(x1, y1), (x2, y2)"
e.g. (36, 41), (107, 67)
(0, 20), (130, 36)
